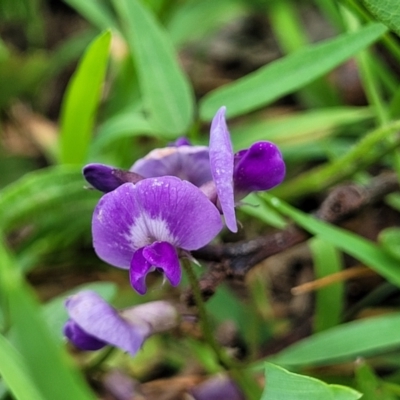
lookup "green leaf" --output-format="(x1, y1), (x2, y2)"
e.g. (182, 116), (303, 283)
(379, 227), (400, 261)
(114, 0), (194, 136)
(261, 363), (361, 399)
(0, 335), (43, 400)
(310, 238), (344, 332)
(270, 312), (400, 366)
(230, 107), (372, 151)
(264, 195), (400, 288)
(59, 30), (111, 164)
(0, 241), (96, 400)
(200, 23), (387, 120)
(362, 0), (400, 37)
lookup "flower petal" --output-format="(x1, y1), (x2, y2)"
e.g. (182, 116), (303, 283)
(64, 319), (106, 351)
(92, 178), (222, 269)
(143, 241), (181, 287)
(209, 106), (237, 232)
(83, 163), (143, 193)
(129, 248), (153, 295)
(131, 146), (212, 187)
(65, 291), (149, 355)
(233, 141), (285, 195)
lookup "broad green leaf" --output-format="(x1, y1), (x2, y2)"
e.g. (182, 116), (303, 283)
(310, 238), (344, 332)
(59, 30), (111, 164)
(362, 0), (400, 37)
(230, 107), (372, 151)
(114, 0), (194, 136)
(0, 240), (96, 400)
(264, 195), (400, 287)
(43, 281), (117, 342)
(261, 363), (361, 399)
(270, 312), (400, 366)
(200, 23), (387, 120)
(0, 335), (43, 400)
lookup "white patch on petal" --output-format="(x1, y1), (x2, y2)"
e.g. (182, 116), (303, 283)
(126, 212), (177, 249)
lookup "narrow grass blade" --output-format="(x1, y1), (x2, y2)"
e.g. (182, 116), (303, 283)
(114, 0), (194, 136)
(200, 23), (387, 120)
(59, 30), (111, 164)
(0, 334), (43, 400)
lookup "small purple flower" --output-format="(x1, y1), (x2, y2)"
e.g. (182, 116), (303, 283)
(92, 177), (223, 294)
(64, 291), (179, 355)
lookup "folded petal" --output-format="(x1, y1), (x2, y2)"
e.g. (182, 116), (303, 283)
(83, 163), (143, 193)
(92, 177), (222, 269)
(143, 242), (181, 287)
(233, 142), (285, 195)
(64, 319), (106, 351)
(65, 291), (150, 355)
(209, 106), (237, 232)
(129, 248), (153, 295)
(131, 145), (212, 187)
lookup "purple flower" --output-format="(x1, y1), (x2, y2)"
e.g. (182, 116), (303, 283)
(83, 107), (285, 233)
(64, 291), (179, 355)
(92, 176), (223, 294)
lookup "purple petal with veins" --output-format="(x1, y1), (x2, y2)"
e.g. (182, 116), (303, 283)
(209, 106), (237, 232)
(233, 141), (285, 197)
(131, 145), (211, 187)
(64, 291), (149, 355)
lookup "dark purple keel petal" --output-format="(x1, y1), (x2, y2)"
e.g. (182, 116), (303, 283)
(131, 146), (212, 187)
(65, 291), (150, 355)
(129, 248), (153, 295)
(233, 141), (285, 196)
(142, 242), (181, 287)
(172, 137), (191, 146)
(209, 106), (237, 232)
(64, 319), (106, 351)
(83, 163), (143, 193)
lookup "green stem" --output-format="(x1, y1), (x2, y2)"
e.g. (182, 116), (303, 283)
(84, 346), (116, 373)
(182, 259), (262, 400)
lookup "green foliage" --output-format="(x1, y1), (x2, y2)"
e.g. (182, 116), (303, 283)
(199, 23), (387, 120)
(262, 363), (362, 400)
(362, 0), (400, 37)
(59, 30), (112, 164)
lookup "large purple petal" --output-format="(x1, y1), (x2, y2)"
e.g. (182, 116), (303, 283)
(92, 177), (222, 269)
(233, 142), (285, 196)
(65, 291), (150, 355)
(131, 145), (212, 187)
(129, 248), (153, 295)
(83, 163), (143, 193)
(209, 107), (237, 232)
(143, 242), (181, 287)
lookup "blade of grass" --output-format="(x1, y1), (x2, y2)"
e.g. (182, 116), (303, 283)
(0, 239), (96, 400)
(310, 237), (344, 332)
(0, 334), (43, 400)
(59, 30), (111, 165)
(199, 23), (387, 120)
(264, 194), (400, 288)
(113, 0), (194, 136)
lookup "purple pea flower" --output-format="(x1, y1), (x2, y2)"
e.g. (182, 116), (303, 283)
(92, 176), (222, 294)
(83, 107), (285, 233)
(64, 291), (179, 355)
(189, 375), (245, 400)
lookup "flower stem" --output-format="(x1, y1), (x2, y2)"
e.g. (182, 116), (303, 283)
(182, 258), (262, 400)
